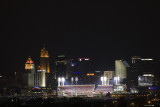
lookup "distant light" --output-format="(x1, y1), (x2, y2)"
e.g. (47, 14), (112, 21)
(143, 74), (153, 77)
(104, 77), (107, 81)
(33, 87), (40, 89)
(61, 77), (65, 82)
(87, 73), (94, 76)
(95, 71), (100, 72)
(0, 75), (2, 78)
(101, 77), (103, 81)
(138, 77), (141, 80)
(141, 59), (153, 61)
(85, 59), (89, 61)
(71, 63), (76, 66)
(37, 70), (45, 72)
(71, 77), (74, 81)
(58, 77), (61, 82)
(75, 77), (78, 81)
(149, 87), (157, 90)
(78, 58), (90, 61)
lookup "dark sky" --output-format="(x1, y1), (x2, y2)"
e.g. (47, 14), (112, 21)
(3, 1), (160, 73)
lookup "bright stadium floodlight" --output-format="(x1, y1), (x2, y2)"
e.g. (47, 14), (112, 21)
(61, 77), (65, 86)
(58, 77), (61, 86)
(71, 77), (74, 81)
(75, 77), (78, 85)
(75, 77), (78, 81)
(71, 77), (74, 85)
(101, 77), (103, 81)
(62, 77), (65, 82)
(101, 77), (104, 85)
(58, 77), (61, 82)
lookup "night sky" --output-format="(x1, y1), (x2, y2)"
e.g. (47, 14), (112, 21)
(3, 1), (160, 73)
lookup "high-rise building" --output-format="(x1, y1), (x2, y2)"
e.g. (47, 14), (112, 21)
(40, 46), (50, 73)
(54, 55), (72, 79)
(127, 56), (157, 92)
(25, 57), (35, 88)
(115, 60), (127, 78)
(34, 70), (46, 87)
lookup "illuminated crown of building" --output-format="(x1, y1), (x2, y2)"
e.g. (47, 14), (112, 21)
(25, 57), (34, 69)
(40, 47), (49, 57)
(26, 57), (34, 64)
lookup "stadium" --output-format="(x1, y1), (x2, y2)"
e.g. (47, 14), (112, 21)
(57, 85), (113, 97)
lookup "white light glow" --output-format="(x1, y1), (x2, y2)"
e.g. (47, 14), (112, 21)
(75, 77), (78, 81)
(143, 74), (152, 77)
(141, 59), (153, 61)
(62, 77), (65, 82)
(71, 77), (74, 81)
(58, 77), (61, 82)
(101, 77), (103, 81)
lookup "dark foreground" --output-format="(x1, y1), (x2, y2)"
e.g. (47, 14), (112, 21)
(0, 97), (159, 107)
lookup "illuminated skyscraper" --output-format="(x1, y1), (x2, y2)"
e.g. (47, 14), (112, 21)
(115, 60), (127, 78)
(25, 57), (35, 88)
(34, 70), (46, 87)
(40, 46), (50, 73)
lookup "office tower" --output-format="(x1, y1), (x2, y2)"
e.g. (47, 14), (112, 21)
(128, 56), (155, 88)
(34, 70), (46, 87)
(54, 55), (72, 79)
(40, 46), (50, 73)
(25, 57), (35, 88)
(115, 60), (127, 78)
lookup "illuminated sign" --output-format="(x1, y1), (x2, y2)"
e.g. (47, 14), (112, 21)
(33, 87), (40, 89)
(78, 58), (90, 61)
(37, 70), (45, 72)
(141, 59), (153, 61)
(149, 87), (157, 90)
(143, 74), (153, 77)
(87, 73), (94, 76)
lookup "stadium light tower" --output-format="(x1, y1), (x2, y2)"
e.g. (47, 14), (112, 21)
(58, 77), (65, 86)
(101, 77), (107, 85)
(58, 77), (61, 86)
(61, 77), (65, 86)
(71, 77), (74, 85)
(75, 77), (78, 85)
